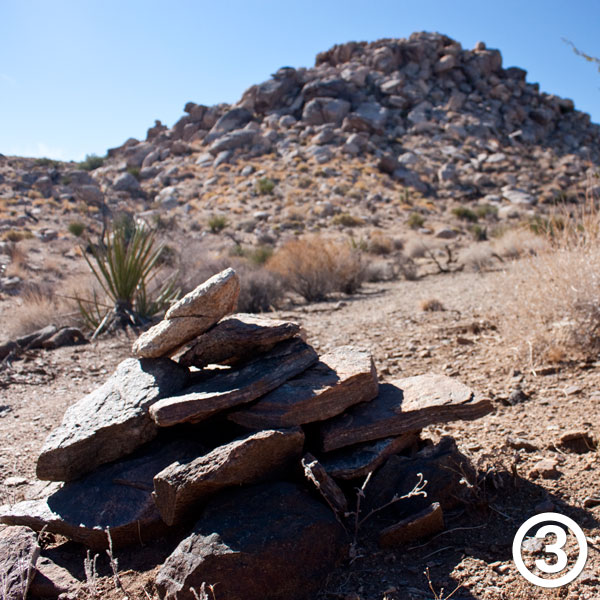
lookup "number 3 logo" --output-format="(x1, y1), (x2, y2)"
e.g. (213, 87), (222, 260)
(534, 524), (567, 574)
(513, 513), (588, 588)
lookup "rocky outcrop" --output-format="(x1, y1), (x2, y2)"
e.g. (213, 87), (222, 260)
(1, 269), (494, 599)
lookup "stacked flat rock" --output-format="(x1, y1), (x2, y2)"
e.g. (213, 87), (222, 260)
(0, 268), (494, 600)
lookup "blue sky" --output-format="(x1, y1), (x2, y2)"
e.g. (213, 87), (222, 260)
(1, 0), (599, 161)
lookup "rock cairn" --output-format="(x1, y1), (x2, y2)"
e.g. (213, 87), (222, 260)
(0, 268), (493, 600)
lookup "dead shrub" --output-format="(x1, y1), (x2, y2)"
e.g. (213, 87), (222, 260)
(367, 231), (394, 255)
(500, 199), (600, 362)
(267, 235), (366, 302)
(492, 227), (549, 259)
(7, 283), (83, 338)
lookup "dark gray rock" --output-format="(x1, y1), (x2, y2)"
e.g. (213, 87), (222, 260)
(320, 433), (420, 480)
(229, 346), (378, 429)
(155, 482), (347, 600)
(319, 374), (493, 452)
(4, 440), (203, 550)
(36, 358), (189, 481)
(363, 437), (475, 520)
(150, 338), (318, 427)
(205, 108), (253, 143)
(153, 428), (304, 526)
(302, 97), (351, 125)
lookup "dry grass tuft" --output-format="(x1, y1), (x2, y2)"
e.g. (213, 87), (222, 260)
(267, 235), (366, 302)
(500, 198), (600, 363)
(420, 298), (445, 312)
(6, 285), (79, 338)
(492, 227), (548, 259)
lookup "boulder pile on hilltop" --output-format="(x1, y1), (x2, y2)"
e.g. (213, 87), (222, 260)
(0, 268), (493, 599)
(2, 32), (599, 258)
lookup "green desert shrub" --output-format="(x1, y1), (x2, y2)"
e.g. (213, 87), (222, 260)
(79, 154), (105, 171)
(68, 221), (86, 237)
(76, 219), (178, 335)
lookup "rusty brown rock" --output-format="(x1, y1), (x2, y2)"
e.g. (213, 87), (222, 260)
(132, 268), (240, 358)
(36, 358), (189, 482)
(179, 313), (301, 368)
(153, 428), (305, 526)
(229, 346), (378, 428)
(378, 502), (444, 547)
(0, 526), (40, 600)
(302, 453), (348, 515)
(320, 374), (493, 452)
(150, 338), (318, 426)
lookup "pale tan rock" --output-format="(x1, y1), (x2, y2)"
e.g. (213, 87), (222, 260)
(301, 453), (348, 515)
(132, 268), (240, 358)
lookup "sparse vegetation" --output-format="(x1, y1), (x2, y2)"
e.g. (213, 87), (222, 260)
(331, 213), (365, 228)
(501, 199), (600, 362)
(76, 218), (179, 336)
(268, 235), (366, 302)
(68, 220), (86, 237)
(34, 157), (60, 168)
(79, 154), (105, 171)
(452, 206), (478, 222)
(256, 177), (276, 195)
(208, 214), (228, 233)
(407, 212), (425, 229)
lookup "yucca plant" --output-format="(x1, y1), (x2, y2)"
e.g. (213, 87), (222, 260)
(76, 218), (179, 338)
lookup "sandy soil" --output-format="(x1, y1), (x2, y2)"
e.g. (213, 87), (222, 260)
(1, 266), (600, 600)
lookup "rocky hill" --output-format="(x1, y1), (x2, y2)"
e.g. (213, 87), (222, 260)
(1, 31), (599, 257)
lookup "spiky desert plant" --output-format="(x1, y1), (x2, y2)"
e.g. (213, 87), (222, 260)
(76, 218), (179, 337)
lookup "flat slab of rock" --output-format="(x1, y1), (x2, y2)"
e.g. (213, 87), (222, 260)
(319, 374), (493, 452)
(3, 440), (202, 550)
(378, 502), (444, 547)
(155, 482), (346, 600)
(302, 453), (348, 515)
(229, 346), (378, 429)
(154, 428), (305, 526)
(0, 526), (40, 600)
(179, 313), (301, 368)
(36, 358), (189, 481)
(150, 338), (318, 426)
(320, 432), (420, 480)
(133, 268), (240, 358)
